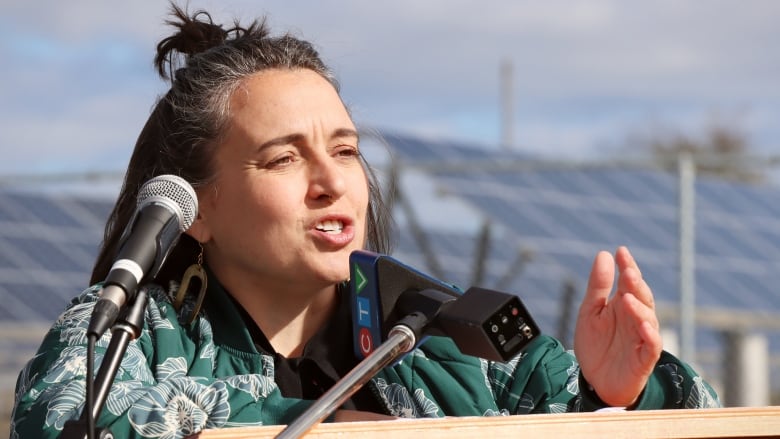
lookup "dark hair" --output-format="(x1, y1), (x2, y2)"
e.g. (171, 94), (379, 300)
(91, 3), (392, 285)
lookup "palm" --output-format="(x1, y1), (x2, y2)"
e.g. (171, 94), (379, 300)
(574, 247), (662, 407)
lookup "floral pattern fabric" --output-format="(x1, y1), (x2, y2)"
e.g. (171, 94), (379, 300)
(11, 282), (720, 438)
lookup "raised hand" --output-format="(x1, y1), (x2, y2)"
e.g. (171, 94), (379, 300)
(573, 246), (663, 407)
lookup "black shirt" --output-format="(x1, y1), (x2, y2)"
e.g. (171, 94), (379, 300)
(230, 282), (385, 414)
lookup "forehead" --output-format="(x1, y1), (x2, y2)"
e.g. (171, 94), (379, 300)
(216, 68), (359, 166)
(228, 68), (351, 127)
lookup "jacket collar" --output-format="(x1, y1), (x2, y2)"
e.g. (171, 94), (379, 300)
(201, 269), (260, 354)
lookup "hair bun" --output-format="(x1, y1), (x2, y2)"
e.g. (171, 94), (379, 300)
(155, 4), (228, 80)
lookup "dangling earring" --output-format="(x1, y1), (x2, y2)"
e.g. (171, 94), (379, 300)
(174, 242), (208, 324)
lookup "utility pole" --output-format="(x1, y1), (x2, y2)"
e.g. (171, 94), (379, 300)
(678, 150), (696, 365)
(500, 59), (514, 150)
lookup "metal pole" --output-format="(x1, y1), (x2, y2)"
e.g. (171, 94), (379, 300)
(678, 151), (696, 364)
(470, 219), (491, 286)
(500, 59), (514, 150)
(275, 325), (417, 439)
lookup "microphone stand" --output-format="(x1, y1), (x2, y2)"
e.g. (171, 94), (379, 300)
(61, 287), (149, 439)
(275, 312), (429, 439)
(276, 286), (540, 439)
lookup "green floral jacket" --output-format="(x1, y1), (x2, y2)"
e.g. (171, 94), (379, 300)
(11, 282), (720, 438)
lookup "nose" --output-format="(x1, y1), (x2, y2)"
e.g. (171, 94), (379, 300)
(307, 154), (347, 202)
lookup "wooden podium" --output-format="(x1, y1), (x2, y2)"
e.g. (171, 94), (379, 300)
(195, 406), (780, 438)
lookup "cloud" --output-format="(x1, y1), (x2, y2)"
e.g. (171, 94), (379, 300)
(1, 0), (778, 178)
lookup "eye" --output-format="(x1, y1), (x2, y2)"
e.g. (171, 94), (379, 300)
(334, 145), (360, 159)
(266, 153), (296, 169)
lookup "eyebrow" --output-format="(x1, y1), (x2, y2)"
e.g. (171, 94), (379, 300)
(332, 128), (360, 143)
(256, 128), (360, 151)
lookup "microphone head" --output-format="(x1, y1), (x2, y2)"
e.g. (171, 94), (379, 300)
(137, 174), (198, 231)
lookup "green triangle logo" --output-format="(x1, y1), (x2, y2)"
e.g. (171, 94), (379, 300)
(354, 264), (367, 294)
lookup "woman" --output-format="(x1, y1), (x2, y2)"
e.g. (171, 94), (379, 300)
(11, 4), (719, 438)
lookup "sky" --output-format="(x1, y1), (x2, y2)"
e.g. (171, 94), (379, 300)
(1, 0), (779, 181)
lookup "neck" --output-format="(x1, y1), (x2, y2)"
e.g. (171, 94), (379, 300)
(229, 280), (340, 358)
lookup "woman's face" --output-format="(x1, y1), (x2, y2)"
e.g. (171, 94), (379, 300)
(191, 68), (369, 296)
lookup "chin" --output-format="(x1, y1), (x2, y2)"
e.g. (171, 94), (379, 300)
(311, 263), (349, 284)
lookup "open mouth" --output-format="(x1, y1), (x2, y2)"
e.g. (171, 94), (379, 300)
(315, 219), (344, 234)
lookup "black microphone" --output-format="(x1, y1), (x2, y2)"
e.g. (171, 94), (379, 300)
(349, 250), (540, 362)
(87, 174), (198, 338)
(349, 250), (459, 359)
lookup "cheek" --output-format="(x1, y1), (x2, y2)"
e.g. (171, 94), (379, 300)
(353, 184), (370, 222)
(242, 191), (291, 225)
(207, 185), (271, 229)
(354, 179), (371, 242)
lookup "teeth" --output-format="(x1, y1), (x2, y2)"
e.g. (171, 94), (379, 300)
(316, 220), (344, 234)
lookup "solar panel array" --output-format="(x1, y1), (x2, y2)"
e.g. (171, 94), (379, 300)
(0, 189), (113, 414)
(1, 131), (779, 403)
(382, 132), (780, 311)
(0, 190), (111, 322)
(378, 132), (780, 390)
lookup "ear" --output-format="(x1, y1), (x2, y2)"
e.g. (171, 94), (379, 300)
(185, 212), (212, 244)
(185, 191), (213, 243)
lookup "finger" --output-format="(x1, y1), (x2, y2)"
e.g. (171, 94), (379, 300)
(615, 246), (655, 310)
(615, 246), (641, 277)
(635, 319), (663, 376)
(621, 292), (661, 338)
(618, 266), (656, 311)
(580, 251), (615, 314)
